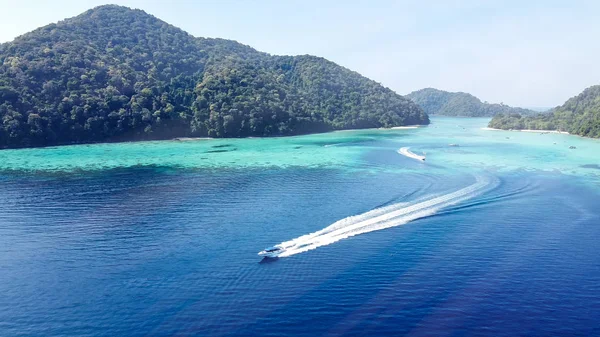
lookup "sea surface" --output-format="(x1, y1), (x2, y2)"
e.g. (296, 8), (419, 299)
(1, 117), (600, 336)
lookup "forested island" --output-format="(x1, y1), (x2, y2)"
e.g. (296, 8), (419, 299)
(406, 88), (536, 117)
(0, 5), (428, 149)
(489, 85), (600, 138)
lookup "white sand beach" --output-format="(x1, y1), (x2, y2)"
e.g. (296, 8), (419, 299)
(482, 127), (569, 134)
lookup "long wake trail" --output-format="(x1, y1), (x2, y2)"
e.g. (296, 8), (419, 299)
(397, 147), (426, 161)
(274, 176), (497, 257)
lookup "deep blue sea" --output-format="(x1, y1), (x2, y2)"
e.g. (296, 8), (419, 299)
(1, 118), (600, 336)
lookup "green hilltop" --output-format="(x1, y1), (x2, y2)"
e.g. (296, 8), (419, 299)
(0, 5), (428, 149)
(407, 88), (537, 117)
(489, 85), (600, 138)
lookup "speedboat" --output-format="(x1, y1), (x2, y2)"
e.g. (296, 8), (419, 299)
(258, 245), (285, 258)
(397, 147), (426, 161)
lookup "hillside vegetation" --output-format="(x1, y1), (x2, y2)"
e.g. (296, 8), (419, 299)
(489, 85), (600, 138)
(407, 88), (536, 117)
(0, 5), (428, 148)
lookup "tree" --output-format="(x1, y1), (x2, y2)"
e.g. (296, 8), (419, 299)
(0, 5), (429, 149)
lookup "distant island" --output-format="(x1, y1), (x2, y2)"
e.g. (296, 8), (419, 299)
(489, 85), (600, 138)
(406, 88), (537, 117)
(0, 5), (428, 149)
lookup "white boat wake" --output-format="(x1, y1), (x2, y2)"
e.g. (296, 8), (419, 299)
(263, 176), (496, 258)
(397, 147), (426, 161)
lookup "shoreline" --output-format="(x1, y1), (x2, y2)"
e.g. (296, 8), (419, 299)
(333, 124), (426, 133)
(482, 127), (570, 134)
(389, 125), (422, 130)
(172, 137), (213, 142)
(0, 124), (428, 151)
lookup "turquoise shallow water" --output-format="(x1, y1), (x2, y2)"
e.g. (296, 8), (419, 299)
(1, 117), (600, 336)
(1, 117), (598, 179)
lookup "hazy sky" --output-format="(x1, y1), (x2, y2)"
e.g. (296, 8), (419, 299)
(0, 0), (598, 107)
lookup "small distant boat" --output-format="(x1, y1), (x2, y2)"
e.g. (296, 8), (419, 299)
(398, 147), (426, 161)
(258, 246), (284, 258)
(449, 144), (459, 147)
(569, 146), (577, 149)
